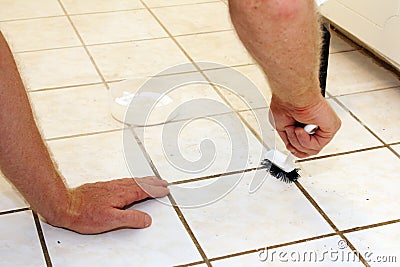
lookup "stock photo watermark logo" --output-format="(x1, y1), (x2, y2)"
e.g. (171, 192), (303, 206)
(258, 239), (398, 264)
(120, 62), (276, 208)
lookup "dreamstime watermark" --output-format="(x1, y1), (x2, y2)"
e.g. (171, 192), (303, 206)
(120, 62), (277, 208)
(258, 239), (398, 264)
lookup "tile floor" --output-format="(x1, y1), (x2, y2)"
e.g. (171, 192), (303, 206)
(0, 0), (399, 266)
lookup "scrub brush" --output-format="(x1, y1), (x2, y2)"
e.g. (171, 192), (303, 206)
(261, 124), (318, 183)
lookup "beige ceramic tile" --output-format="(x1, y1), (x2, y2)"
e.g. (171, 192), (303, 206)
(176, 31), (254, 68)
(0, 17), (80, 52)
(0, 0), (63, 21)
(48, 130), (153, 188)
(0, 172), (27, 212)
(136, 112), (265, 183)
(152, 2), (232, 36)
(17, 47), (101, 90)
(338, 88), (400, 144)
(29, 84), (122, 140)
(204, 65), (271, 111)
(71, 10), (167, 45)
(41, 197), (202, 266)
(144, 0), (218, 8)
(0, 211), (45, 267)
(329, 31), (359, 54)
(326, 51), (400, 96)
(173, 170), (333, 258)
(300, 148), (400, 230)
(345, 224), (400, 267)
(88, 39), (194, 81)
(212, 235), (364, 266)
(60, 0), (144, 14)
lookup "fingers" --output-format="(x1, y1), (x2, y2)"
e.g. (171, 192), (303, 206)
(284, 126), (322, 158)
(134, 176), (170, 198)
(136, 176), (169, 187)
(109, 209), (152, 229)
(108, 178), (169, 208)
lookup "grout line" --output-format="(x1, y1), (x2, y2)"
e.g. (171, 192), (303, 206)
(0, 15), (65, 23)
(146, 1), (220, 9)
(174, 260), (206, 267)
(209, 232), (338, 262)
(0, 207), (30, 216)
(328, 85), (400, 98)
(296, 145), (386, 163)
(132, 110), (236, 130)
(27, 81), (106, 93)
(341, 219), (400, 235)
(130, 126), (212, 267)
(168, 167), (261, 185)
(32, 211), (53, 267)
(56, 0), (110, 90)
(45, 128), (123, 142)
(172, 29), (233, 38)
(15, 45), (83, 54)
(330, 48), (357, 54)
(84, 36), (168, 47)
(65, 7), (147, 16)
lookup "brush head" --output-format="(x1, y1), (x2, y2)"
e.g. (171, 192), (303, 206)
(261, 150), (300, 183)
(261, 158), (300, 183)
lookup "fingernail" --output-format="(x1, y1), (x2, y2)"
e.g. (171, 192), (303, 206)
(144, 215), (152, 227)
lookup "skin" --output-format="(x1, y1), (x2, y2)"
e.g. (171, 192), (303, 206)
(0, 31), (170, 234)
(229, 0), (341, 158)
(0, 0), (340, 234)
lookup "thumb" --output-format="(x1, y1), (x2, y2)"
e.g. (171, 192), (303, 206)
(110, 209), (152, 229)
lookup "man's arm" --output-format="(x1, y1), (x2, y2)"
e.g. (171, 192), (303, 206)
(229, 0), (341, 157)
(0, 32), (169, 234)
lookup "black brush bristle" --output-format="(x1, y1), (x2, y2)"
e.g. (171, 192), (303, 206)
(261, 159), (300, 183)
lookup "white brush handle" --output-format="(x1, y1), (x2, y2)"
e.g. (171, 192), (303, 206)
(304, 124), (319, 135)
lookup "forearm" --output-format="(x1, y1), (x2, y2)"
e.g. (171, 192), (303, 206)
(0, 32), (69, 223)
(229, 0), (323, 108)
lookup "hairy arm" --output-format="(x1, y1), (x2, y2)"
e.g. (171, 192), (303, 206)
(0, 32), (169, 234)
(229, 0), (341, 157)
(0, 32), (70, 222)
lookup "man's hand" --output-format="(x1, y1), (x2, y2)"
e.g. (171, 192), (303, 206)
(269, 94), (341, 158)
(48, 176), (170, 234)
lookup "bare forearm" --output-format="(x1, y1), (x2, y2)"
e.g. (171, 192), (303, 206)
(229, 0), (323, 108)
(0, 32), (69, 222)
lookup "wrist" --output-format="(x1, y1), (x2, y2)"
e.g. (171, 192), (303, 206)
(38, 183), (73, 228)
(272, 90), (325, 111)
